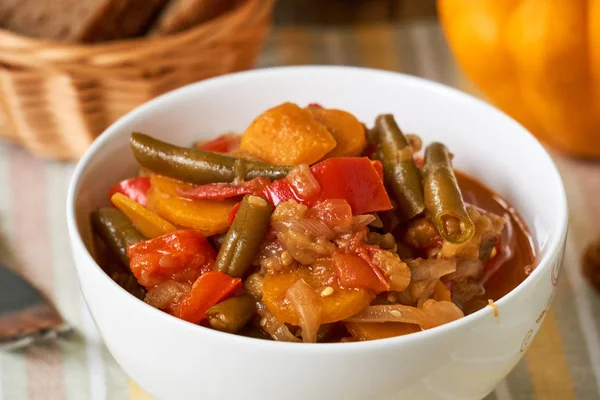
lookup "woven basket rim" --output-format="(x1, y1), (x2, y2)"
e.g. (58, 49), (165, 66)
(0, 0), (264, 53)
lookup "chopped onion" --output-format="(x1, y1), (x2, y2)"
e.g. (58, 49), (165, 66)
(345, 304), (423, 325)
(144, 280), (191, 310)
(286, 164), (321, 197)
(417, 279), (439, 308)
(308, 199), (353, 230)
(451, 280), (485, 306)
(420, 300), (464, 329)
(286, 279), (322, 343)
(350, 214), (376, 231)
(481, 214), (515, 285)
(411, 258), (457, 281)
(275, 229), (335, 265)
(372, 250), (411, 291)
(272, 219), (335, 239)
(276, 231), (318, 265)
(256, 302), (300, 342)
(445, 259), (483, 281)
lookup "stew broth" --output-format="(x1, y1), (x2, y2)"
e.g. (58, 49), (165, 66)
(456, 171), (536, 312)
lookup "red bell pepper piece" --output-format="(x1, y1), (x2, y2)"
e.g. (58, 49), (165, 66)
(227, 202), (241, 225)
(371, 159), (384, 180)
(108, 176), (151, 206)
(175, 271), (242, 323)
(195, 134), (241, 153)
(127, 230), (216, 288)
(262, 157), (393, 215)
(262, 178), (302, 205)
(178, 177), (270, 201)
(332, 252), (389, 293)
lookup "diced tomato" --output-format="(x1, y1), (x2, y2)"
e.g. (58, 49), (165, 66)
(178, 177), (270, 201)
(307, 103), (323, 108)
(227, 202), (241, 225)
(262, 157), (393, 215)
(306, 199), (352, 229)
(109, 176), (151, 206)
(332, 252), (389, 293)
(175, 271), (242, 323)
(356, 245), (392, 292)
(127, 230), (216, 288)
(196, 134), (241, 153)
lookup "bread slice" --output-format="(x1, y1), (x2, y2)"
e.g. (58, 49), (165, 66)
(0, 0), (167, 42)
(149, 0), (237, 36)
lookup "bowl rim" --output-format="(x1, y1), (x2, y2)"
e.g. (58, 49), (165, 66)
(66, 65), (568, 352)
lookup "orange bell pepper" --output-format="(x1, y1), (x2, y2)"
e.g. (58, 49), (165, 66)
(146, 175), (236, 236)
(111, 192), (176, 238)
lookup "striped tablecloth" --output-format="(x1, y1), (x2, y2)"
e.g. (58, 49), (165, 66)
(1, 22), (599, 400)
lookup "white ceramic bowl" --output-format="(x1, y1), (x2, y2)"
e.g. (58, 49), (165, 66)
(67, 66), (568, 400)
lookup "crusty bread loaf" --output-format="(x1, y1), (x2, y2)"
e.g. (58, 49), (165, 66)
(149, 0), (237, 36)
(0, 0), (167, 42)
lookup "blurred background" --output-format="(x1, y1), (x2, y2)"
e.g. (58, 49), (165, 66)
(0, 1), (599, 400)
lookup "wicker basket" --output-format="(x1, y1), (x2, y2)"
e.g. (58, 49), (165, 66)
(0, 0), (274, 160)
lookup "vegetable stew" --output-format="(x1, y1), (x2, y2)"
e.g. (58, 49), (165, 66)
(91, 102), (535, 342)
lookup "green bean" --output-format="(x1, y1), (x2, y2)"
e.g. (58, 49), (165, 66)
(91, 209), (146, 298)
(130, 132), (293, 184)
(111, 272), (146, 300)
(215, 195), (273, 278)
(206, 296), (256, 334)
(244, 272), (264, 300)
(422, 142), (475, 244)
(91, 208), (144, 267)
(374, 115), (425, 221)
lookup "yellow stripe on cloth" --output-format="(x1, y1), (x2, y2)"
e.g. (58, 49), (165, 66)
(129, 379), (154, 400)
(525, 308), (575, 400)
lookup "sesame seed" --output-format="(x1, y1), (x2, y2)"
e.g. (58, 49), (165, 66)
(387, 294), (398, 303)
(390, 310), (402, 318)
(259, 318), (267, 327)
(490, 247), (497, 259)
(320, 286), (334, 297)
